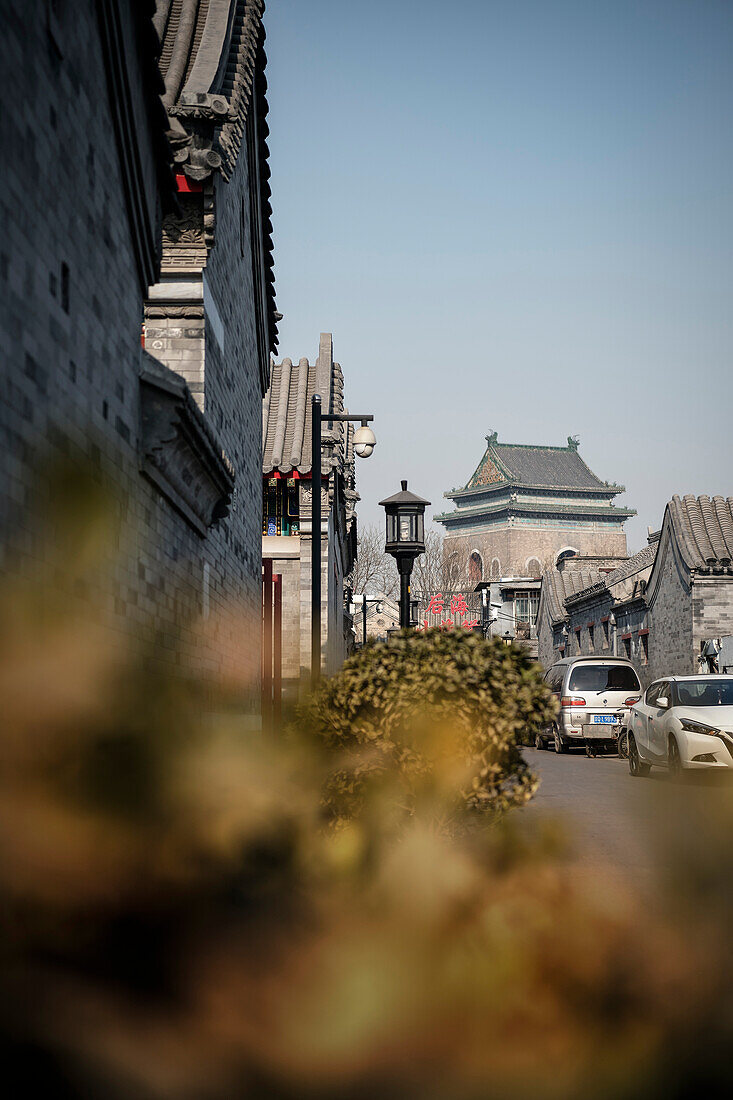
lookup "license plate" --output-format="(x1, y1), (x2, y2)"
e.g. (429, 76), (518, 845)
(591, 715), (619, 724)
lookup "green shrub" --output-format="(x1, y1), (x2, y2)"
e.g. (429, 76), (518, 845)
(297, 628), (558, 828)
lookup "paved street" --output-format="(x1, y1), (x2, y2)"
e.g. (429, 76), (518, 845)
(520, 746), (733, 882)
(521, 746), (654, 876)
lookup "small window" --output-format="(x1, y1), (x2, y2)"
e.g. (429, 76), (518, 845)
(526, 557), (542, 578)
(602, 620), (609, 646)
(622, 637), (631, 659)
(61, 262), (70, 313)
(469, 551), (483, 583)
(640, 633), (648, 665)
(575, 628), (581, 653)
(490, 558), (501, 579)
(263, 478), (300, 536)
(588, 625), (595, 651)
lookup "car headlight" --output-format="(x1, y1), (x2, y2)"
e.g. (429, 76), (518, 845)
(680, 718), (721, 737)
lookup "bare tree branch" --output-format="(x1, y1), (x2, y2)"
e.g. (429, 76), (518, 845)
(350, 524), (399, 600)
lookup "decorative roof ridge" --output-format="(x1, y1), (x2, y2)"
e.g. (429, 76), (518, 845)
(495, 441), (576, 453)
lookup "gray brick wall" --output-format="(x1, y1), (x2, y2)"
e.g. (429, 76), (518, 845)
(691, 576), (733, 662)
(0, 1), (264, 712)
(646, 534), (693, 682)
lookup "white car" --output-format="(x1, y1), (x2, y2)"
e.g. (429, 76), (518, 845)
(627, 676), (733, 776)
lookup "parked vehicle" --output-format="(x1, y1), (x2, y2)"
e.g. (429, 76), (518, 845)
(536, 656), (641, 754)
(627, 676), (733, 777)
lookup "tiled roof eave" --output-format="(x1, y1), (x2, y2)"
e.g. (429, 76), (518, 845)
(564, 583), (607, 605)
(448, 481), (623, 500)
(435, 503), (637, 523)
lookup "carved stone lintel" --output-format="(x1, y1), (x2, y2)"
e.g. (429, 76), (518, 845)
(146, 304), (205, 319)
(139, 354), (234, 537)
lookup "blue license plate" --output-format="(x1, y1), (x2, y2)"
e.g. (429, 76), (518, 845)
(591, 715), (618, 724)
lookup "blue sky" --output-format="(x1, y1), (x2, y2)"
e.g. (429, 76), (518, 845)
(264, 0), (733, 551)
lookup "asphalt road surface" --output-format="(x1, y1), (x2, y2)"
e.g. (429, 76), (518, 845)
(520, 745), (733, 881)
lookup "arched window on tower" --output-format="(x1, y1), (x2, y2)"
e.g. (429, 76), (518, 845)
(490, 558), (501, 579)
(526, 557), (542, 578)
(448, 551), (460, 585)
(468, 551), (483, 584)
(556, 547), (578, 567)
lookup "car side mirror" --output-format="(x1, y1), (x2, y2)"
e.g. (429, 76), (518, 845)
(657, 696), (668, 709)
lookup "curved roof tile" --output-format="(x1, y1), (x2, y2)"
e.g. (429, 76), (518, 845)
(669, 495), (733, 571)
(263, 335), (355, 482)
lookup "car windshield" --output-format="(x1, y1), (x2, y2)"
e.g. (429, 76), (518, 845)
(675, 680), (733, 707)
(568, 664), (640, 692)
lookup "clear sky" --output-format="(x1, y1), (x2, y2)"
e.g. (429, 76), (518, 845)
(264, 0), (733, 552)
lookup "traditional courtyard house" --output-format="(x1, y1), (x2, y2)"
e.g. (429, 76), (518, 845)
(644, 495), (733, 682)
(536, 559), (607, 666)
(537, 540), (657, 678)
(0, 0), (277, 715)
(473, 575), (544, 656)
(434, 432), (634, 583)
(537, 495), (733, 686)
(262, 335), (358, 696)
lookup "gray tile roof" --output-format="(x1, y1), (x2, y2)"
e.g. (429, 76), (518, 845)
(668, 495), (733, 572)
(542, 566), (604, 624)
(603, 543), (657, 585)
(563, 543), (657, 606)
(262, 333), (352, 478)
(455, 436), (621, 495)
(494, 443), (606, 489)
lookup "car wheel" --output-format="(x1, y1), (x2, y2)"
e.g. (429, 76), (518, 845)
(586, 744), (595, 758)
(668, 737), (684, 779)
(534, 731), (545, 750)
(618, 729), (629, 759)
(553, 727), (567, 754)
(628, 734), (650, 777)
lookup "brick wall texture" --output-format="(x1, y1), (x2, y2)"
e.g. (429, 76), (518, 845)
(0, 1), (265, 710)
(444, 525), (628, 582)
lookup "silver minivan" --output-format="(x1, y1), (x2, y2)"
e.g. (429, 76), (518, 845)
(537, 656), (642, 754)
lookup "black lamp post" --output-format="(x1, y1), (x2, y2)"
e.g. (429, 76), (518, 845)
(311, 395), (375, 689)
(379, 480), (430, 629)
(360, 596), (383, 646)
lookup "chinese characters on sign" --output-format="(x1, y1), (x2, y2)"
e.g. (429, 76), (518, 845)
(419, 592), (479, 632)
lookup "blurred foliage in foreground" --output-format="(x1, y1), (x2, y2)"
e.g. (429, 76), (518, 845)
(296, 628), (556, 827)
(2, 460), (733, 1099)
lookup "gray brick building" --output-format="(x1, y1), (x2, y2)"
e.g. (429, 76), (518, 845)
(262, 335), (358, 697)
(537, 495), (733, 687)
(0, 0), (277, 712)
(435, 432), (634, 584)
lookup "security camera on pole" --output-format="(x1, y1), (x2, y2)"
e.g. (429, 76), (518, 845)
(379, 481), (431, 629)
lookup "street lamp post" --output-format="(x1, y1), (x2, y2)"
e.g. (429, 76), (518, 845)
(360, 596), (383, 646)
(311, 395), (375, 689)
(379, 480), (430, 629)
